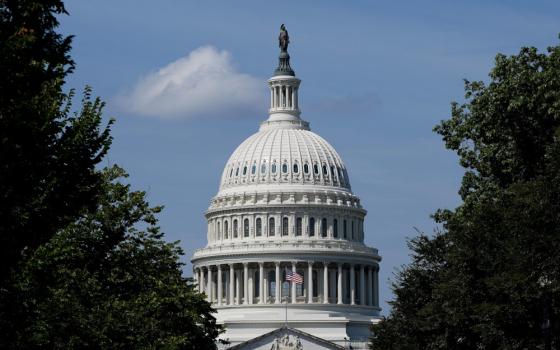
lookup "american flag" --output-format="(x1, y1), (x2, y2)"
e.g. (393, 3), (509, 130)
(285, 270), (303, 284)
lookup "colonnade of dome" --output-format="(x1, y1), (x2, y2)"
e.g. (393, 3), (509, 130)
(194, 261), (379, 307)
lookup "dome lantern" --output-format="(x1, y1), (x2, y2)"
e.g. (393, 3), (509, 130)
(263, 24), (305, 131)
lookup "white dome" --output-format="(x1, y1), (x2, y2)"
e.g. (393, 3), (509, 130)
(219, 127), (351, 192)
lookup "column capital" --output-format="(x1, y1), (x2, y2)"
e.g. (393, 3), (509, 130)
(243, 262), (248, 267)
(308, 261), (314, 266)
(259, 261), (264, 267)
(217, 264), (222, 270)
(275, 261), (281, 267)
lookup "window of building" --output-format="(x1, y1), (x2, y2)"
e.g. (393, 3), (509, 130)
(261, 163), (267, 174)
(256, 218), (262, 236)
(282, 217), (289, 236)
(282, 163), (288, 174)
(313, 164), (319, 174)
(244, 218), (249, 237)
(333, 219), (338, 238)
(321, 218), (327, 237)
(322, 165), (328, 175)
(293, 163), (299, 173)
(309, 217), (315, 236)
(304, 163), (309, 174)
(272, 163), (277, 174)
(296, 217), (302, 236)
(217, 222), (221, 238)
(269, 217), (275, 236)
(330, 166), (335, 176)
(224, 220), (229, 239)
(251, 164), (256, 174)
(234, 219), (238, 238)
(243, 166), (247, 175)
(343, 219), (347, 239)
(230, 168), (233, 177)
(235, 167), (239, 176)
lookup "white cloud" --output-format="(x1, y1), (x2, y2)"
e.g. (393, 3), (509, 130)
(118, 46), (265, 119)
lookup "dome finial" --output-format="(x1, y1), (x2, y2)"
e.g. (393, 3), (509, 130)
(274, 24), (295, 76)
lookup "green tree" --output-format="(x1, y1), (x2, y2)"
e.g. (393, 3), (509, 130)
(0, 0), (112, 284)
(3, 166), (224, 349)
(371, 39), (560, 349)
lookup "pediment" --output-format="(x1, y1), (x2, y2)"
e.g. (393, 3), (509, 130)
(227, 327), (344, 350)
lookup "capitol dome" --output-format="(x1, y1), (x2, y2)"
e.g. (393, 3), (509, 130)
(191, 26), (381, 349)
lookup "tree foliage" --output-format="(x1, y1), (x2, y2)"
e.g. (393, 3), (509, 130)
(0, 1), (224, 348)
(2, 166), (223, 349)
(0, 0), (112, 284)
(371, 39), (560, 349)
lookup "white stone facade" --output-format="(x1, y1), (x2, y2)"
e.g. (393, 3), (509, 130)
(191, 48), (381, 348)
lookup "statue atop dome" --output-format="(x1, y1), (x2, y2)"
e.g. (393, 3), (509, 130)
(279, 24), (289, 51)
(274, 24), (295, 76)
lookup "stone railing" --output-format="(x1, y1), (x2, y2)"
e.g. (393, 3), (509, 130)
(192, 239), (378, 259)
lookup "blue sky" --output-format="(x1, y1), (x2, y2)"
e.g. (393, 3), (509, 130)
(61, 0), (560, 314)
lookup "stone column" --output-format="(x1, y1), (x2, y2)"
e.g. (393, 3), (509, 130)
(337, 264), (343, 304)
(291, 262), (297, 304)
(207, 266), (213, 303)
(235, 269), (240, 305)
(275, 262), (281, 304)
(200, 267), (206, 294)
(308, 262), (314, 304)
(243, 263), (249, 305)
(368, 266), (373, 306)
(350, 264), (356, 305)
(323, 263), (329, 304)
(360, 265), (366, 305)
(374, 267), (379, 307)
(229, 264), (235, 305)
(259, 262), (264, 304)
(217, 265), (222, 306)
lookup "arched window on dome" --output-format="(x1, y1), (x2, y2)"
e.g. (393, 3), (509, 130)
(293, 163), (299, 174)
(343, 219), (347, 239)
(337, 167), (342, 181)
(304, 163), (309, 174)
(313, 164), (319, 174)
(296, 217), (302, 236)
(256, 218), (262, 237)
(244, 218), (249, 237)
(282, 217), (289, 236)
(229, 168), (233, 178)
(251, 164), (256, 175)
(269, 217), (275, 236)
(333, 219), (338, 238)
(224, 220), (229, 239)
(330, 166), (335, 176)
(233, 219), (238, 238)
(309, 217), (315, 237)
(243, 166), (247, 176)
(282, 163), (288, 174)
(272, 163), (277, 174)
(321, 218), (327, 237)
(261, 163), (267, 174)
(235, 167), (239, 176)
(322, 165), (328, 176)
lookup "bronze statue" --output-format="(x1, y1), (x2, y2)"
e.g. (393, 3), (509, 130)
(279, 24), (289, 51)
